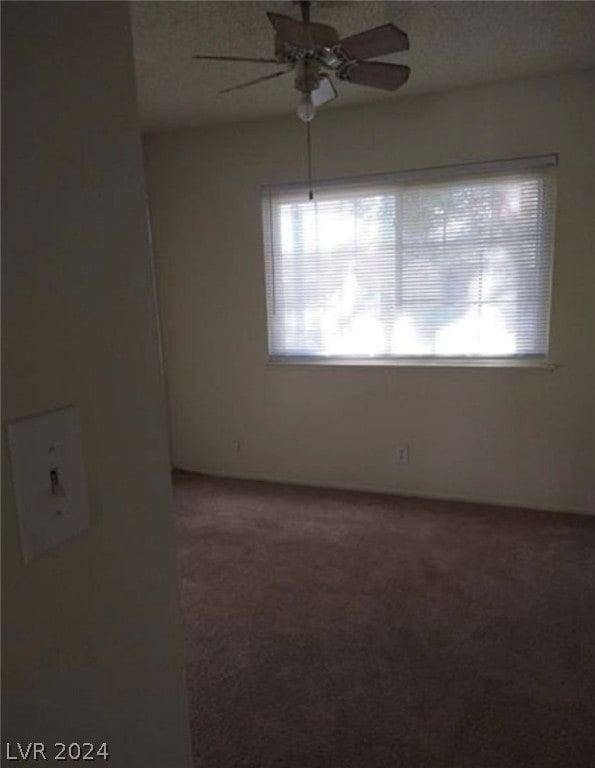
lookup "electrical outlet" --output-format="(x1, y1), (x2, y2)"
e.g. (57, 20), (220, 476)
(397, 445), (410, 464)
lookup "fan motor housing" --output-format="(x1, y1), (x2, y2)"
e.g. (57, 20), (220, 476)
(295, 58), (320, 93)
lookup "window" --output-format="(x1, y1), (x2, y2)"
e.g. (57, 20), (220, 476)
(262, 156), (556, 364)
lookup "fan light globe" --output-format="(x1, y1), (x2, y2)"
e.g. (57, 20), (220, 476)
(297, 93), (315, 122)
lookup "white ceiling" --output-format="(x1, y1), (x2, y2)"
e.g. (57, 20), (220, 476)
(132, 1), (595, 132)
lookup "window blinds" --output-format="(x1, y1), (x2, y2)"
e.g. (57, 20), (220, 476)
(262, 156), (556, 362)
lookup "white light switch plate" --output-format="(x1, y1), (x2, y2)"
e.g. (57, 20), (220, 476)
(7, 406), (90, 563)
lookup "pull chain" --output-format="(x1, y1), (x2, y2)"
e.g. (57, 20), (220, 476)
(306, 119), (313, 201)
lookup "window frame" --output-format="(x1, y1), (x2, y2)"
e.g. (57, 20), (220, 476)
(262, 155), (557, 369)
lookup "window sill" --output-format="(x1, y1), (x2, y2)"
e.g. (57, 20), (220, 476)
(267, 357), (559, 371)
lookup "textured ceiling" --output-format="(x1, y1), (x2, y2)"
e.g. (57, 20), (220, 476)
(132, 1), (595, 132)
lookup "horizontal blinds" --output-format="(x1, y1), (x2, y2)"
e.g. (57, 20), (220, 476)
(262, 157), (556, 360)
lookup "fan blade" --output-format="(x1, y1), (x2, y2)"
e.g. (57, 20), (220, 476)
(193, 54), (280, 64)
(219, 69), (289, 95)
(311, 73), (337, 108)
(342, 61), (410, 91)
(267, 12), (339, 50)
(267, 13), (305, 46)
(339, 23), (409, 60)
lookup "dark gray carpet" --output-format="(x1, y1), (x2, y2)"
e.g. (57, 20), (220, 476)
(173, 471), (595, 768)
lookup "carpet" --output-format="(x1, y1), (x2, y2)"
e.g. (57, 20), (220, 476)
(172, 471), (595, 768)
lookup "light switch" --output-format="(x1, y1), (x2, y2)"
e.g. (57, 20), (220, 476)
(7, 406), (90, 563)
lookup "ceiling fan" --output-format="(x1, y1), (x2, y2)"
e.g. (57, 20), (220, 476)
(193, 0), (410, 123)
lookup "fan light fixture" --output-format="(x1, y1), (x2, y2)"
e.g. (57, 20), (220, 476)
(297, 92), (315, 122)
(193, 1), (410, 196)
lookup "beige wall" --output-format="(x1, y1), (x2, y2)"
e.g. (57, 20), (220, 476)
(2, 3), (191, 764)
(144, 71), (595, 514)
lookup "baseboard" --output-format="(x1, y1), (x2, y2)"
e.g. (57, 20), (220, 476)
(172, 463), (594, 517)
